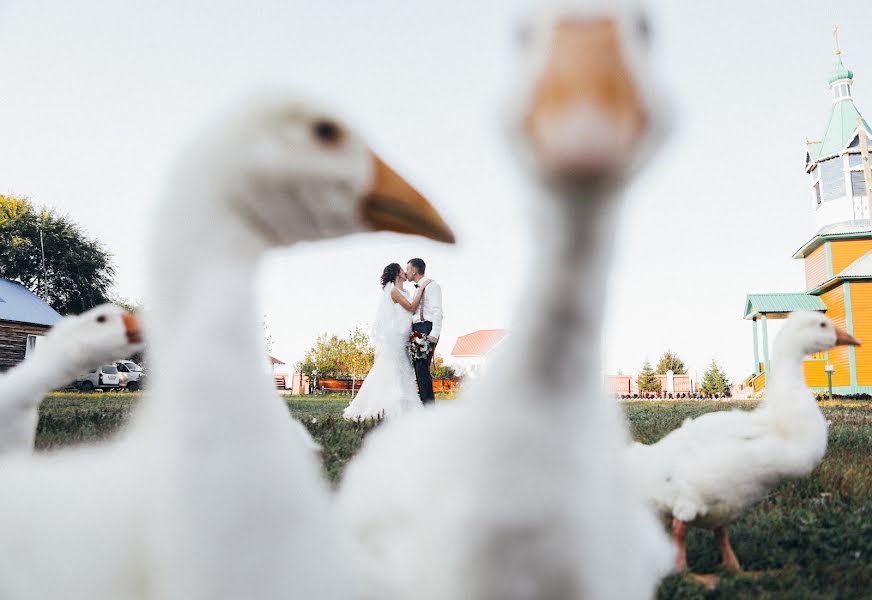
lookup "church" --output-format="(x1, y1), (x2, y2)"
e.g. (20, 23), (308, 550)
(744, 34), (872, 395)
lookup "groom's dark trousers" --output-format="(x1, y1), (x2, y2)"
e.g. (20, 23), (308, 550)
(412, 321), (436, 405)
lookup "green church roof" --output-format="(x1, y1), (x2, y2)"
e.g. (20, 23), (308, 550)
(807, 100), (872, 162)
(828, 56), (854, 84)
(743, 293), (827, 320)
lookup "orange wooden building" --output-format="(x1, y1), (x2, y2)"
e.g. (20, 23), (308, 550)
(744, 43), (872, 394)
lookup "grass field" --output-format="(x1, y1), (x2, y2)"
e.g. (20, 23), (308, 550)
(35, 393), (872, 598)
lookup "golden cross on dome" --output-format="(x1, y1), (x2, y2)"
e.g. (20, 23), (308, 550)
(833, 24), (841, 55)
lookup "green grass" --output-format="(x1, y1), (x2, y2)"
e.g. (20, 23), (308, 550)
(34, 394), (872, 598)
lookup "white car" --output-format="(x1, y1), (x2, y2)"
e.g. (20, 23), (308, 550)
(115, 360), (144, 391)
(75, 365), (122, 392)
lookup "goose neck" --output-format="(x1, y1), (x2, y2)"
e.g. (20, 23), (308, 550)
(505, 181), (621, 398)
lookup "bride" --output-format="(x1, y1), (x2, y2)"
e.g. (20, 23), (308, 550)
(343, 263), (431, 420)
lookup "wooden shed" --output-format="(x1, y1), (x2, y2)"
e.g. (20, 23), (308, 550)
(0, 279), (62, 372)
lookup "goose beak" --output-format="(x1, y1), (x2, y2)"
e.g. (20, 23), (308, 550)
(122, 312), (143, 345)
(362, 152), (455, 244)
(524, 18), (648, 180)
(834, 327), (860, 347)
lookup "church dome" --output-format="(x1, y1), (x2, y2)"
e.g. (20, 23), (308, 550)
(828, 56), (854, 84)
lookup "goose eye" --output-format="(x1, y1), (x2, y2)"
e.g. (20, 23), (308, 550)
(312, 120), (342, 145)
(820, 322), (827, 328)
(96, 315), (107, 323)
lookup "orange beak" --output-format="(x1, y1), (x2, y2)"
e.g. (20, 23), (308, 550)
(834, 327), (860, 347)
(122, 312), (143, 345)
(523, 18), (649, 179)
(361, 152), (455, 244)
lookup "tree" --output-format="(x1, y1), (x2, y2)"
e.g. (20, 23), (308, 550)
(655, 350), (687, 375)
(637, 360), (661, 394)
(338, 326), (375, 398)
(0, 194), (115, 315)
(430, 354), (456, 379)
(700, 359), (731, 397)
(296, 327), (375, 395)
(262, 316), (275, 353)
(297, 333), (346, 381)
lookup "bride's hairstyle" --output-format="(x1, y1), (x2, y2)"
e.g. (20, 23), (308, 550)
(380, 263), (401, 288)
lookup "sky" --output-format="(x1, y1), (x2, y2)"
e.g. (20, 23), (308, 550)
(1, 0), (871, 383)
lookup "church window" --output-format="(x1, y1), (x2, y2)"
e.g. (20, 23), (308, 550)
(849, 136), (860, 149)
(820, 157), (846, 200)
(852, 171), (868, 197)
(814, 182), (822, 207)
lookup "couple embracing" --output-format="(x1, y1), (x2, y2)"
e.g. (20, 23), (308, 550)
(343, 258), (443, 420)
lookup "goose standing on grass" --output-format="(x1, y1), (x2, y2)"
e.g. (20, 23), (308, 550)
(0, 304), (142, 455)
(337, 2), (674, 598)
(0, 95), (454, 600)
(625, 311), (855, 573)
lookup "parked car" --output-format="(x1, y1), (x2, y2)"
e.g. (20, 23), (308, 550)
(75, 365), (122, 391)
(115, 360), (144, 391)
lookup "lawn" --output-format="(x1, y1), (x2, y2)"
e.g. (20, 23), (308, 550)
(34, 394), (872, 598)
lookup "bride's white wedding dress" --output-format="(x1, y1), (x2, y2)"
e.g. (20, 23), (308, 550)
(343, 284), (422, 420)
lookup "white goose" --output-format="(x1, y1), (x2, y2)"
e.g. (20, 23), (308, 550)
(625, 311), (855, 573)
(337, 2), (673, 598)
(0, 303), (142, 456)
(0, 95), (454, 600)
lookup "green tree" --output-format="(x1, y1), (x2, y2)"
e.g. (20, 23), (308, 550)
(338, 326), (375, 398)
(296, 327), (375, 395)
(637, 360), (661, 394)
(297, 333), (346, 380)
(655, 350), (687, 375)
(0, 194), (115, 315)
(430, 354), (457, 379)
(700, 359), (731, 397)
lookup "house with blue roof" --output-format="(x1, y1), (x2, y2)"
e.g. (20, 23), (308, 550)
(744, 34), (872, 395)
(0, 278), (62, 372)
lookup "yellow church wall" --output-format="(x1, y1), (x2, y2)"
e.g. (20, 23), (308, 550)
(830, 239), (872, 275)
(820, 286), (851, 387)
(804, 245), (829, 290)
(803, 359), (829, 388)
(848, 282), (872, 386)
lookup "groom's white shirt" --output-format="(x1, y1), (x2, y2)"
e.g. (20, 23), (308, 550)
(412, 278), (443, 339)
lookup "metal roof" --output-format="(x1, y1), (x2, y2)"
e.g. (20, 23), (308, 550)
(792, 220), (872, 258)
(451, 329), (507, 357)
(804, 249), (872, 295)
(743, 293), (827, 320)
(0, 279), (62, 326)
(807, 101), (871, 163)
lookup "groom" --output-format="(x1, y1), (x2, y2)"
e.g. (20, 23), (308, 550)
(407, 258), (442, 405)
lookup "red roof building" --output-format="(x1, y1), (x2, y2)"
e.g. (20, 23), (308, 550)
(451, 329), (508, 357)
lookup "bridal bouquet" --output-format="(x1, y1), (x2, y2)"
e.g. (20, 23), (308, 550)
(408, 331), (431, 361)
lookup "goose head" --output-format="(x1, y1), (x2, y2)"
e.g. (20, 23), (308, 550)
(777, 311), (860, 358)
(174, 94), (455, 248)
(42, 304), (143, 365)
(510, 0), (668, 183)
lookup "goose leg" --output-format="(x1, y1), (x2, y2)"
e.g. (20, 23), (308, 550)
(714, 526), (741, 571)
(672, 518), (689, 570)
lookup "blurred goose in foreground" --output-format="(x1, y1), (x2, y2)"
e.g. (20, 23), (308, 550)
(337, 2), (674, 598)
(625, 311), (856, 573)
(0, 304), (142, 456)
(0, 94), (454, 600)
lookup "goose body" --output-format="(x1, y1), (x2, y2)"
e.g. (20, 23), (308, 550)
(0, 304), (142, 456)
(0, 94), (453, 599)
(625, 311), (853, 570)
(337, 3), (673, 598)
